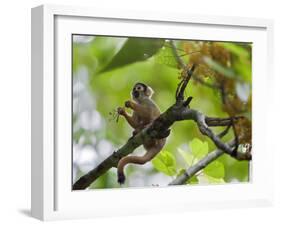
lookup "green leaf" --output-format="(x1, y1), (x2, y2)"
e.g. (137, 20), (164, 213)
(203, 161), (225, 179)
(189, 138), (208, 159)
(98, 38), (165, 74)
(152, 151), (177, 176)
(177, 168), (186, 176)
(188, 175), (199, 184)
(178, 148), (194, 166)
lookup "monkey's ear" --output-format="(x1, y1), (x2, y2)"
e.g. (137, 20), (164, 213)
(145, 86), (154, 97)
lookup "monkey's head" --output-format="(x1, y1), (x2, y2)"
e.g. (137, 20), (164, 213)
(132, 82), (154, 102)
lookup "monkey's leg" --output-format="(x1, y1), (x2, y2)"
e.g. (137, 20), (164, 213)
(117, 149), (160, 184)
(123, 114), (139, 129)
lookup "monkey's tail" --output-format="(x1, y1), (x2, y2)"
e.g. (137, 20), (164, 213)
(117, 150), (159, 184)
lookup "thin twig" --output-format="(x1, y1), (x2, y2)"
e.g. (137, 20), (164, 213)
(217, 123), (232, 138)
(169, 40), (187, 69)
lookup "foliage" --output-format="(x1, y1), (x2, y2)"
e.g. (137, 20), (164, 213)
(72, 35), (251, 188)
(152, 151), (177, 176)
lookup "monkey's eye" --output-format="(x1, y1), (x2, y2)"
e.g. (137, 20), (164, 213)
(136, 86), (142, 91)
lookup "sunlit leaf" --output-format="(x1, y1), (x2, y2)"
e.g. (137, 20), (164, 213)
(203, 161), (225, 178)
(187, 175), (199, 184)
(177, 168), (186, 176)
(189, 138), (208, 159)
(152, 151), (177, 176)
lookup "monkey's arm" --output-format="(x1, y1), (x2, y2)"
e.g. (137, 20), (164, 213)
(125, 100), (149, 115)
(117, 107), (139, 129)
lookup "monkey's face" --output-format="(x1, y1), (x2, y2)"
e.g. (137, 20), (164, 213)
(132, 83), (154, 102)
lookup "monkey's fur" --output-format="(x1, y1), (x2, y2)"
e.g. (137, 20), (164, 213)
(117, 83), (166, 184)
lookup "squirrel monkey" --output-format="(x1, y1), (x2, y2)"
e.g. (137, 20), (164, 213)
(117, 83), (166, 184)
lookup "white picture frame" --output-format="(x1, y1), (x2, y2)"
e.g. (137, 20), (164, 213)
(31, 4), (274, 221)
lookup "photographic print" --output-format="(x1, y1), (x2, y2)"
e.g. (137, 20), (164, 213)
(72, 35), (252, 190)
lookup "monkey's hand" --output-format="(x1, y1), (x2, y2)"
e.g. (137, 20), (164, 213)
(125, 100), (133, 109)
(117, 107), (126, 116)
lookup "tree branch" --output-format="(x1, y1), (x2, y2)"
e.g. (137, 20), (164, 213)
(205, 116), (244, 127)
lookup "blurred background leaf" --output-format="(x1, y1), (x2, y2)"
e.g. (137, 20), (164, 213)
(98, 38), (165, 74)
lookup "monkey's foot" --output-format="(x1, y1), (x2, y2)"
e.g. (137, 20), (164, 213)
(117, 172), (126, 185)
